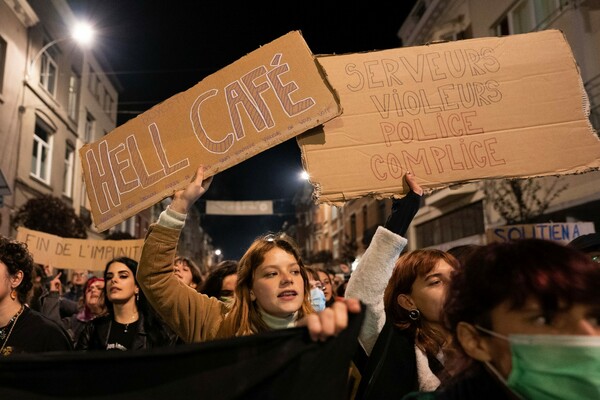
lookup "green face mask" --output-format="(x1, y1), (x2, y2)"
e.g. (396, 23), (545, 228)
(507, 334), (600, 400)
(477, 326), (600, 400)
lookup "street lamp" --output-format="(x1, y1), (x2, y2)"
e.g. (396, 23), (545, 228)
(299, 170), (310, 181)
(26, 21), (94, 80)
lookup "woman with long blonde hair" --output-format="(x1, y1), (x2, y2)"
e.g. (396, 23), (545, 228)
(137, 166), (360, 344)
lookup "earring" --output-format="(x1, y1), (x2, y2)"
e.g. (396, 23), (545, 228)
(408, 309), (420, 321)
(136, 292), (139, 302)
(10, 289), (17, 301)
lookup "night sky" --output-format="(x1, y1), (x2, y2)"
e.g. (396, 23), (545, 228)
(67, 0), (416, 259)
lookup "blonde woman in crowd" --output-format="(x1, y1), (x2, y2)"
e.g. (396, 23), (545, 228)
(137, 166), (360, 344)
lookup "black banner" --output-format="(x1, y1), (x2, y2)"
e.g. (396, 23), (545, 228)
(0, 308), (364, 400)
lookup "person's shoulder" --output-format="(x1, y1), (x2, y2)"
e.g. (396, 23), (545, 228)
(21, 306), (73, 348)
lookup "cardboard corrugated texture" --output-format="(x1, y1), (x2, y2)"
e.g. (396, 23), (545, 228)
(297, 29), (600, 205)
(80, 31), (341, 232)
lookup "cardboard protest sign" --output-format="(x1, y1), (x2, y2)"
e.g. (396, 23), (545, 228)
(80, 31), (341, 231)
(486, 221), (595, 244)
(298, 30), (600, 204)
(16, 227), (144, 271)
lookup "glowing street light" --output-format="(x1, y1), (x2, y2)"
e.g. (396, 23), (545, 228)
(300, 170), (310, 181)
(214, 249), (222, 256)
(27, 21), (95, 79)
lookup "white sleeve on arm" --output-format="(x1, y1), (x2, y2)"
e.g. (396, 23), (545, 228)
(157, 206), (187, 229)
(345, 226), (407, 355)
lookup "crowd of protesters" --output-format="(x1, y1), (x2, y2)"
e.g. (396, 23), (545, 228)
(0, 165), (599, 400)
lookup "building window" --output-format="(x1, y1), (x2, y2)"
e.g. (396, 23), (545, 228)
(104, 91), (114, 118)
(31, 120), (53, 183)
(68, 71), (80, 121)
(350, 213), (357, 242)
(114, 217), (136, 236)
(63, 143), (75, 197)
(0, 36), (6, 94)
(88, 66), (100, 100)
(39, 42), (58, 95)
(416, 201), (484, 248)
(362, 205), (368, 231)
(80, 181), (88, 208)
(85, 112), (95, 142)
(494, 0), (565, 35)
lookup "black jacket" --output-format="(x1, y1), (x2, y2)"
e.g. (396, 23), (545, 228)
(403, 365), (519, 400)
(75, 314), (179, 351)
(357, 320), (446, 399)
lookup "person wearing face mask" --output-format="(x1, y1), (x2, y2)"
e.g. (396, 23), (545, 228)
(306, 266), (327, 313)
(404, 238), (600, 400)
(136, 166), (361, 344)
(201, 260), (238, 306)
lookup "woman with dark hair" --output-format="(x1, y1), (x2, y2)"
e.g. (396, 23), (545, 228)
(0, 236), (72, 356)
(76, 257), (178, 351)
(136, 166), (360, 344)
(201, 259), (238, 302)
(405, 239), (600, 400)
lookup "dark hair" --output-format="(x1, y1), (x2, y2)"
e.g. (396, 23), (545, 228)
(569, 233), (600, 253)
(104, 257), (174, 346)
(444, 239), (600, 377)
(446, 244), (481, 266)
(384, 249), (459, 357)
(174, 256), (203, 291)
(201, 260), (238, 299)
(103, 257), (140, 316)
(0, 236), (34, 304)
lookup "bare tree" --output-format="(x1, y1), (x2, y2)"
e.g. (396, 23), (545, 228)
(484, 177), (568, 224)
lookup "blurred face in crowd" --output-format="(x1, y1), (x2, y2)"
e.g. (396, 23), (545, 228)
(105, 262), (138, 304)
(72, 269), (89, 286)
(173, 260), (197, 289)
(251, 248), (304, 318)
(220, 273), (237, 299)
(317, 270), (334, 302)
(85, 279), (105, 313)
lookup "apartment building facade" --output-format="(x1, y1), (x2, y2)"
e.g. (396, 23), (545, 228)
(0, 0), (160, 241)
(398, 0), (600, 251)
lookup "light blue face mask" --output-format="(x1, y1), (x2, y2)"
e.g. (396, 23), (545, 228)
(476, 326), (600, 400)
(310, 287), (326, 312)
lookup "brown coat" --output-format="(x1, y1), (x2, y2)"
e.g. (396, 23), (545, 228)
(137, 224), (229, 343)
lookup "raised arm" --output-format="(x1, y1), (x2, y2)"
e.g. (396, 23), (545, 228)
(344, 171), (423, 355)
(136, 166), (225, 343)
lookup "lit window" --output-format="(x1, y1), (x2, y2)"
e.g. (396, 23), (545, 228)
(40, 42), (58, 95)
(68, 71), (80, 121)
(493, 0), (563, 35)
(63, 143), (75, 197)
(31, 120), (53, 183)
